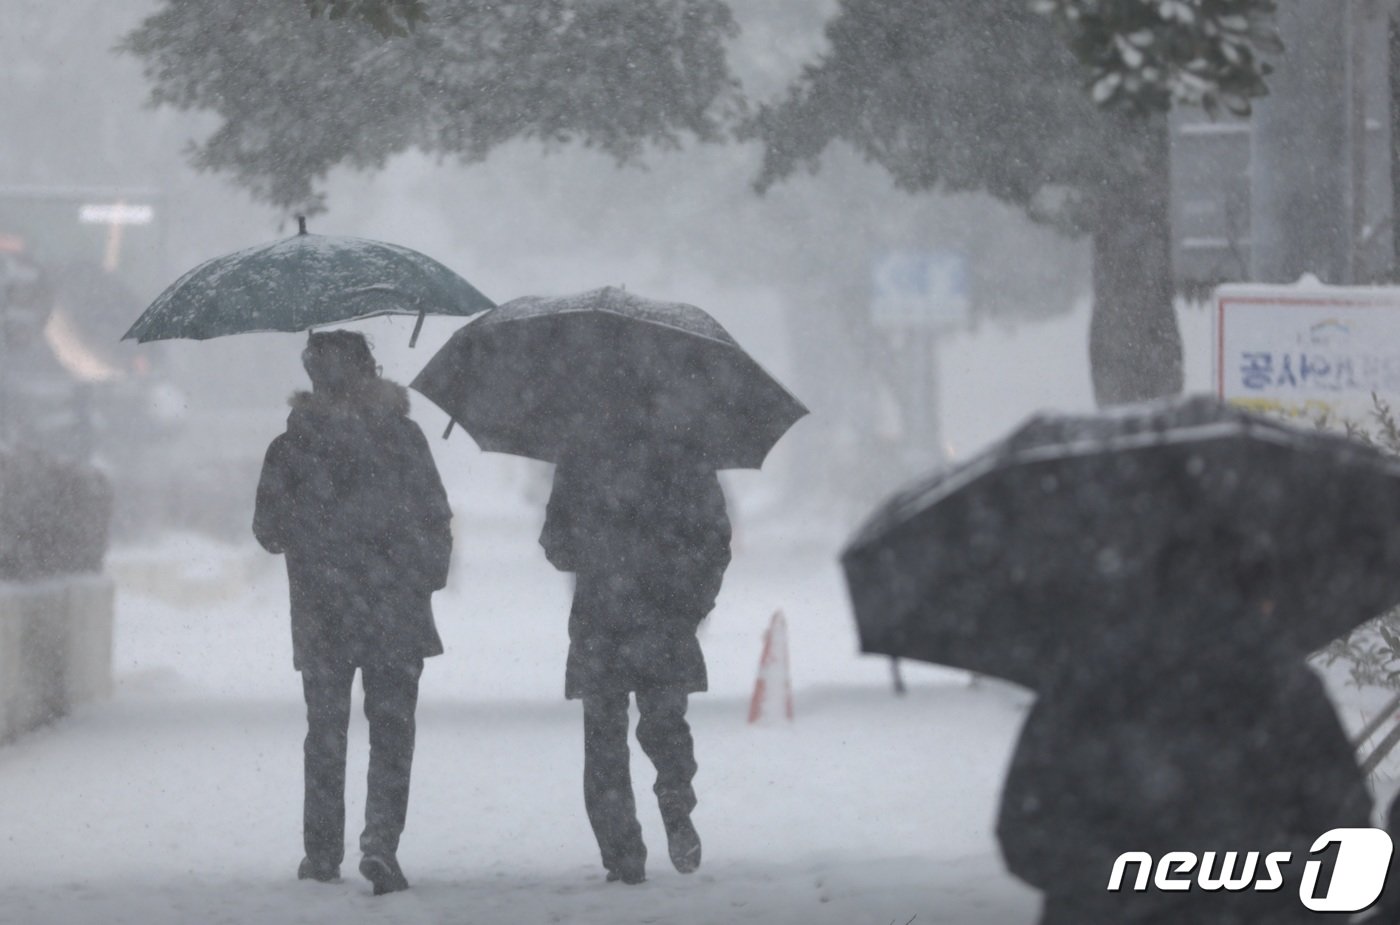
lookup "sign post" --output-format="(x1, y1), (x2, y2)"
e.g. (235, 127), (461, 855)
(1214, 278), (1400, 422)
(870, 250), (970, 471)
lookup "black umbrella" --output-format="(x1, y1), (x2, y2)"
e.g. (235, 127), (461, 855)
(842, 395), (1400, 690)
(410, 286), (807, 469)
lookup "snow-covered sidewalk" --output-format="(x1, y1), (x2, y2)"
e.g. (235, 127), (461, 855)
(0, 519), (1040, 925)
(0, 681), (1035, 924)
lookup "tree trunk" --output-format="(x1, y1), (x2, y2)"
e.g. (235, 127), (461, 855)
(1088, 111), (1183, 407)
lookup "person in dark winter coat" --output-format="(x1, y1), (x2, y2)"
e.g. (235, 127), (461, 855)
(539, 439), (731, 885)
(253, 330), (452, 896)
(999, 659), (1370, 924)
(996, 542), (1371, 925)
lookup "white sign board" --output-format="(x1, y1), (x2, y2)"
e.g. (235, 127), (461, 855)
(1214, 280), (1400, 421)
(78, 203), (154, 226)
(871, 251), (970, 330)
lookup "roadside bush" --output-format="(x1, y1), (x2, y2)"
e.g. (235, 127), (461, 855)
(1313, 395), (1400, 693)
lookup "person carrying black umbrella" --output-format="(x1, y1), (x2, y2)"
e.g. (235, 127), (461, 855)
(253, 330), (452, 895)
(996, 539), (1372, 924)
(539, 435), (731, 885)
(409, 286), (801, 884)
(841, 397), (1399, 922)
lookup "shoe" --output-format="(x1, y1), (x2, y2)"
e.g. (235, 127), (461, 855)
(297, 857), (341, 883)
(359, 853), (409, 895)
(604, 858), (646, 885)
(665, 816), (701, 874)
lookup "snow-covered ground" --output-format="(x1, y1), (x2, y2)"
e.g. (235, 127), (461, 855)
(0, 514), (1041, 925)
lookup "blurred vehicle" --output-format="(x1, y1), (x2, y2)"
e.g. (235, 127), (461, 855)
(0, 188), (185, 538)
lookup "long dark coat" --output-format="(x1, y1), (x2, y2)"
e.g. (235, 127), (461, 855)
(996, 657), (1370, 924)
(540, 451), (731, 699)
(253, 379), (452, 671)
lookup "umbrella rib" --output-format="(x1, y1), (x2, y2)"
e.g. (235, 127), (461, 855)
(1009, 422), (1282, 462)
(338, 284), (416, 297)
(483, 307), (740, 351)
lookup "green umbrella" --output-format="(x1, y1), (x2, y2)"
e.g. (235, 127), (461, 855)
(123, 218), (494, 346)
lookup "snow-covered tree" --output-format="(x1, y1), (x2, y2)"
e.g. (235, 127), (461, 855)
(304, 0), (428, 37)
(1033, 0), (1280, 115)
(122, 0), (741, 214)
(124, 0), (1281, 407)
(751, 0), (1278, 406)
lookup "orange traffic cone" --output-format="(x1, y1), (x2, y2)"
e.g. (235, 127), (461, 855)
(748, 610), (794, 723)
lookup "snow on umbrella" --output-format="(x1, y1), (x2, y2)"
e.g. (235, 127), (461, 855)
(122, 218), (494, 346)
(842, 395), (1400, 691)
(410, 286), (807, 469)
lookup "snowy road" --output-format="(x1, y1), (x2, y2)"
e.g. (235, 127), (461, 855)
(0, 517), (1040, 925)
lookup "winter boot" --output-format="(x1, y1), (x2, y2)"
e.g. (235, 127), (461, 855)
(604, 855), (647, 885)
(664, 815), (701, 874)
(297, 857), (341, 883)
(359, 853), (409, 895)
(602, 862), (644, 884)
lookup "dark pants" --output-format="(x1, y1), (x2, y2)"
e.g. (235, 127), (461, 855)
(581, 688), (697, 873)
(301, 660), (423, 866)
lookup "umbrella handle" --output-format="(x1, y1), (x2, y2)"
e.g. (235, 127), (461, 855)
(409, 308), (426, 348)
(442, 418), (455, 440)
(1360, 719), (1400, 777)
(1351, 691), (1400, 747)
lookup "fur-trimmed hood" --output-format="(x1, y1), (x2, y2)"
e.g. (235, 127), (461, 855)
(288, 377), (411, 419)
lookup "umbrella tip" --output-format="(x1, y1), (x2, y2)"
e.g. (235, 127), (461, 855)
(296, 215), (307, 236)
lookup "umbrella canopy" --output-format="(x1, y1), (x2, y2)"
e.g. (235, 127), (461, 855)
(410, 286), (807, 469)
(123, 224), (494, 343)
(842, 395), (1400, 690)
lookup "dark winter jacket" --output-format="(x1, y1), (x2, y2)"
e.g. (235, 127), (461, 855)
(540, 449), (730, 699)
(996, 658), (1370, 924)
(253, 379), (452, 671)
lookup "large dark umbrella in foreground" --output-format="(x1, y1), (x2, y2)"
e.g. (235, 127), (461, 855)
(410, 286), (807, 469)
(123, 219), (494, 346)
(842, 395), (1400, 690)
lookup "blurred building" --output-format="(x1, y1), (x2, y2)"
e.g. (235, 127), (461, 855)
(1171, 0), (1395, 291)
